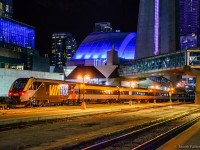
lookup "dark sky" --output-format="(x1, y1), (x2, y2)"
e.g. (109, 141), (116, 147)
(13, 0), (140, 55)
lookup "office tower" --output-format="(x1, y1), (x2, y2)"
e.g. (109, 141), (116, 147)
(135, 0), (179, 59)
(0, 18), (35, 49)
(0, 0), (50, 71)
(0, 0), (36, 70)
(0, 0), (13, 18)
(179, 0), (200, 50)
(51, 32), (77, 67)
(94, 22), (112, 32)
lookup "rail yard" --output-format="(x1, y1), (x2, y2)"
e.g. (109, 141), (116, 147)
(0, 103), (200, 150)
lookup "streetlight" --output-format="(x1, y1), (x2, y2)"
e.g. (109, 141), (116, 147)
(150, 85), (159, 103)
(167, 87), (174, 103)
(78, 75), (90, 110)
(127, 81), (135, 106)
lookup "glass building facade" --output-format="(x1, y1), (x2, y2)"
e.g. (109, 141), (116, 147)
(0, 17), (35, 49)
(179, 0), (200, 50)
(51, 32), (77, 67)
(0, 0), (13, 18)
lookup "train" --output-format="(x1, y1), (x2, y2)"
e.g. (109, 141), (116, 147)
(7, 77), (192, 107)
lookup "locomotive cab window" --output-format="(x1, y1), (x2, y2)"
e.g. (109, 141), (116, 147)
(12, 78), (29, 91)
(29, 82), (42, 90)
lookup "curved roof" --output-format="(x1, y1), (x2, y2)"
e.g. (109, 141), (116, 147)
(73, 32), (136, 60)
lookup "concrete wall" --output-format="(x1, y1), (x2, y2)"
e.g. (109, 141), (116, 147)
(32, 55), (50, 72)
(135, 0), (155, 59)
(0, 68), (64, 97)
(160, 0), (179, 54)
(0, 47), (21, 58)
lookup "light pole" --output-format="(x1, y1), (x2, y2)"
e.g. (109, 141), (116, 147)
(128, 81), (135, 105)
(150, 85), (159, 103)
(78, 75), (90, 110)
(167, 87), (174, 103)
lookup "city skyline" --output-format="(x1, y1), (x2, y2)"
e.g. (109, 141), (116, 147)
(13, 0), (140, 55)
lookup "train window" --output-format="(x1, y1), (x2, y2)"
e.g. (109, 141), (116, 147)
(132, 92), (137, 95)
(124, 91), (129, 95)
(113, 91), (118, 95)
(29, 84), (34, 90)
(84, 89), (118, 95)
(136, 92), (140, 95)
(85, 89), (94, 94)
(29, 82), (42, 90)
(12, 78), (29, 91)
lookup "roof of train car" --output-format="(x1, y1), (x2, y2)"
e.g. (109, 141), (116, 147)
(20, 77), (168, 92)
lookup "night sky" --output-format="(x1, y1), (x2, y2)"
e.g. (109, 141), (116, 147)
(13, 0), (140, 55)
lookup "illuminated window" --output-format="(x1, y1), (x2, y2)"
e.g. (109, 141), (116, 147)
(6, 5), (9, 12)
(17, 65), (24, 70)
(5, 63), (9, 68)
(0, 3), (2, 16)
(0, 2), (2, 10)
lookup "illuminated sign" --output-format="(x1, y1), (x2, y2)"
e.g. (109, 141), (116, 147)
(49, 84), (68, 96)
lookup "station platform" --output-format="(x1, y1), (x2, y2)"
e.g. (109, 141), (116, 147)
(0, 103), (184, 126)
(158, 120), (200, 150)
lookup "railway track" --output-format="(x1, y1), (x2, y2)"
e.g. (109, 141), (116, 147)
(67, 108), (200, 150)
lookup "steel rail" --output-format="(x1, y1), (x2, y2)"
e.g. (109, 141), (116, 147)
(133, 115), (200, 150)
(80, 108), (200, 150)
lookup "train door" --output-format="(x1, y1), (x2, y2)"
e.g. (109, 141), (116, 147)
(26, 82), (37, 101)
(27, 81), (43, 103)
